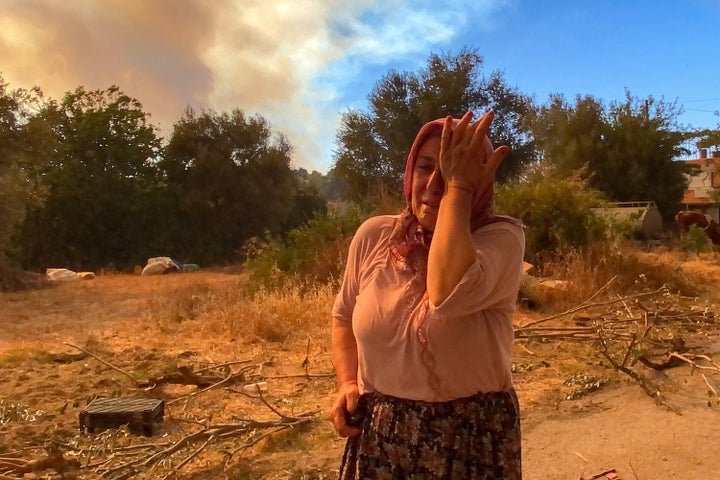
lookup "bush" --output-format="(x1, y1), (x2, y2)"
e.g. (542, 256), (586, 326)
(495, 165), (608, 264)
(0, 257), (49, 292)
(680, 224), (712, 253)
(242, 203), (366, 292)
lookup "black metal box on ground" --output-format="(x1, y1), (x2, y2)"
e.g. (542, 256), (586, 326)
(79, 397), (164, 436)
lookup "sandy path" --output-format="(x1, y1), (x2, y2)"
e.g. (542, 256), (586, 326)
(522, 383), (720, 479)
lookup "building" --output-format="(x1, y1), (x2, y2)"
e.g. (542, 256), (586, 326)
(681, 149), (720, 222)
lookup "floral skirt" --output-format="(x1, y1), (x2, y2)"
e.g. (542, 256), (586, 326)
(338, 390), (521, 480)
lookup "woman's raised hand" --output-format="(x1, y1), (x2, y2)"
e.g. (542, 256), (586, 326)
(439, 111), (509, 195)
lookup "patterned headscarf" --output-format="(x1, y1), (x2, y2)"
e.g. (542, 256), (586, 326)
(389, 116), (514, 274)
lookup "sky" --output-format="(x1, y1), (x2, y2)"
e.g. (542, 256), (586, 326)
(1, 0), (719, 173)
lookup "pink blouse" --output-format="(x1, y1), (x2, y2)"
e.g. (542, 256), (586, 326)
(332, 215), (525, 402)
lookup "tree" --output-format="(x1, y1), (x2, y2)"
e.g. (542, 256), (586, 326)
(527, 94), (608, 177)
(331, 48), (535, 201)
(285, 168), (328, 231)
(530, 92), (691, 223)
(692, 127), (720, 153)
(162, 108), (319, 265)
(601, 94), (689, 221)
(0, 76), (45, 260)
(15, 86), (167, 271)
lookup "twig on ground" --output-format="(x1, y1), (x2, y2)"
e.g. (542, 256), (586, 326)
(99, 411), (318, 480)
(64, 342), (139, 385)
(598, 332), (680, 414)
(192, 359), (253, 375)
(519, 285), (667, 329)
(141, 366), (248, 390)
(0, 451), (81, 477)
(668, 352), (720, 372)
(166, 372), (236, 406)
(584, 468), (617, 480)
(263, 372), (335, 380)
(701, 373), (718, 396)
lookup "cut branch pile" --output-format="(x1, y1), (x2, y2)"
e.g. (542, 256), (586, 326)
(516, 284), (720, 410)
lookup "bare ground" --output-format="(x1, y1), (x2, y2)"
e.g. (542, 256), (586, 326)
(1, 251), (720, 479)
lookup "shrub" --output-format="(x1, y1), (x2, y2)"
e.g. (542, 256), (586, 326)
(680, 224), (712, 253)
(495, 165), (608, 264)
(243, 203), (366, 291)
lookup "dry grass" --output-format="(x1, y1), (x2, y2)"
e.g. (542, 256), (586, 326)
(0, 269), (342, 479)
(138, 274), (336, 352)
(2, 248), (720, 479)
(524, 241), (708, 312)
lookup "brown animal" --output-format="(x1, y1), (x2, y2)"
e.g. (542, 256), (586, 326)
(674, 210), (720, 245)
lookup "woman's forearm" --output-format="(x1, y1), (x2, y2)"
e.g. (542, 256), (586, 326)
(331, 318), (358, 387)
(427, 187), (475, 306)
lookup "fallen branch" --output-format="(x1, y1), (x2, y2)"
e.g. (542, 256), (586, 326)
(518, 285), (668, 330)
(598, 332), (680, 415)
(264, 372), (337, 380)
(193, 359), (253, 375)
(50, 351), (89, 364)
(668, 352), (720, 373)
(0, 450), (81, 477)
(139, 365), (246, 389)
(165, 371), (238, 406)
(582, 468), (617, 480)
(99, 410), (319, 480)
(64, 343), (139, 385)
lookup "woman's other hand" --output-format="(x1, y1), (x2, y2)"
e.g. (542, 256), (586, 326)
(330, 381), (362, 438)
(439, 110), (509, 195)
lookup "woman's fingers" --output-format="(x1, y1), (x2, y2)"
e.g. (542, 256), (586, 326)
(486, 145), (510, 175)
(449, 110), (494, 156)
(451, 111), (473, 148)
(439, 111), (507, 193)
(331, 405), (362, 437)
(440, 115), (453, 160)
(466, 111), (494, 155)
(330, 383), (362, 438)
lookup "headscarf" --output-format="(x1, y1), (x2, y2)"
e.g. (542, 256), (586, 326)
(389, 116), (517, 274)
(402, 118), (497, 226)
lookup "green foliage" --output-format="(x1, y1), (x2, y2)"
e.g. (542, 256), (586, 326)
(693, 128), (720, 151)
(602, 94), (688, 223)
(529, 91), (689, 224)
(495, 164), (608, 263)
(162, 107), (324, 265)
(527, 94), (607, 177)
(332, 48), (534, 202)
(681, 224), (712, 252)
(243, 204), (366, 291)
(13, 85), (167, 271)
(283, 171), (329, 232)
(0, 76), (46, 258)
(2, 75), (330, 272)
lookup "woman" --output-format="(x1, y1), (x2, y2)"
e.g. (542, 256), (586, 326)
(330, 111), (525, 479)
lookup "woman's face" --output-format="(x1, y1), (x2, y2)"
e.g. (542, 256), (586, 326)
(411, 135), (444, 231)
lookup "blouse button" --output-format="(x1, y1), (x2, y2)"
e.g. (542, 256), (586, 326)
(417, 328), (427, 345)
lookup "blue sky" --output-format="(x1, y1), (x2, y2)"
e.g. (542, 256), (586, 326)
(1, 0), (718, 173)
